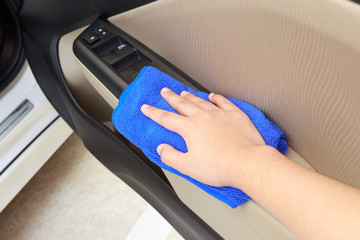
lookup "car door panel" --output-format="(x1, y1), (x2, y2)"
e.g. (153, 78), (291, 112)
(106, 0), (360, 238)
(21, 0), (360, 239)
(109, 0), (360, 188)
(71, 17), (318, 239)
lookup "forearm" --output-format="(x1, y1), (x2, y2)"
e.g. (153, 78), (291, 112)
(233, 147), (360, 239)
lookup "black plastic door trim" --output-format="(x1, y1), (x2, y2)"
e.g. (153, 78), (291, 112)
(19, 0), (222, 239)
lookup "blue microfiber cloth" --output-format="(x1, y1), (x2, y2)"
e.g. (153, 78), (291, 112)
(112, 66), (288, 208)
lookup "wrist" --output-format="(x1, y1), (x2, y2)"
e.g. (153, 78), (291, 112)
(229, 145), (281, 190)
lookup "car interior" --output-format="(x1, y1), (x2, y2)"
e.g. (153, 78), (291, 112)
(9, 0), (360, 239)
(0, 0), (72, 213)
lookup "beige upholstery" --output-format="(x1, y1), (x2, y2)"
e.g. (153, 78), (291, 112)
(106, 0), (360, 238)
(163, 148), (310, 239)
(109, 0), (360, 188)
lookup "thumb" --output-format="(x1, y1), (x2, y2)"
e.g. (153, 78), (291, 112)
(157, 144), (185, 171)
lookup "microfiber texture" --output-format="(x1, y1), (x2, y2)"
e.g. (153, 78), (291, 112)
(112, 66), (288, 208)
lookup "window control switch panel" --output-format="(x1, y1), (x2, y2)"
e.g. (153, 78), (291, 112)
(74, 19), (203, 100)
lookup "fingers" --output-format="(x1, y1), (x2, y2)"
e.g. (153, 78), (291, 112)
(157, 144), (187, 171)
(161, 88), (200, 116)
(180, 91), (217, 111)
(160, 88), (237, 114)
(141, 104), (187, 134)
(209, 93), (238, 111)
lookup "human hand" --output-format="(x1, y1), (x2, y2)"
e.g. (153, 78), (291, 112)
(141, 87), (268, 187)
(141, 88), (360, 240)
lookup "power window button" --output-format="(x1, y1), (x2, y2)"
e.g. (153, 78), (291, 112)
(102, 51), (121, 65)
(114, 43), (134, 56)
(83, 32), (99, 44)
(95, 26), (111, 39)
(132, 57), (151, 71)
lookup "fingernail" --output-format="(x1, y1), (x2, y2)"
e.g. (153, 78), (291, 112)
(161, 87), (170, 94)
(157, 144), (163, 155)
(180, 90), (188, 96)
(141, 104), (150, 110)
(209, 93), (215, 99)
